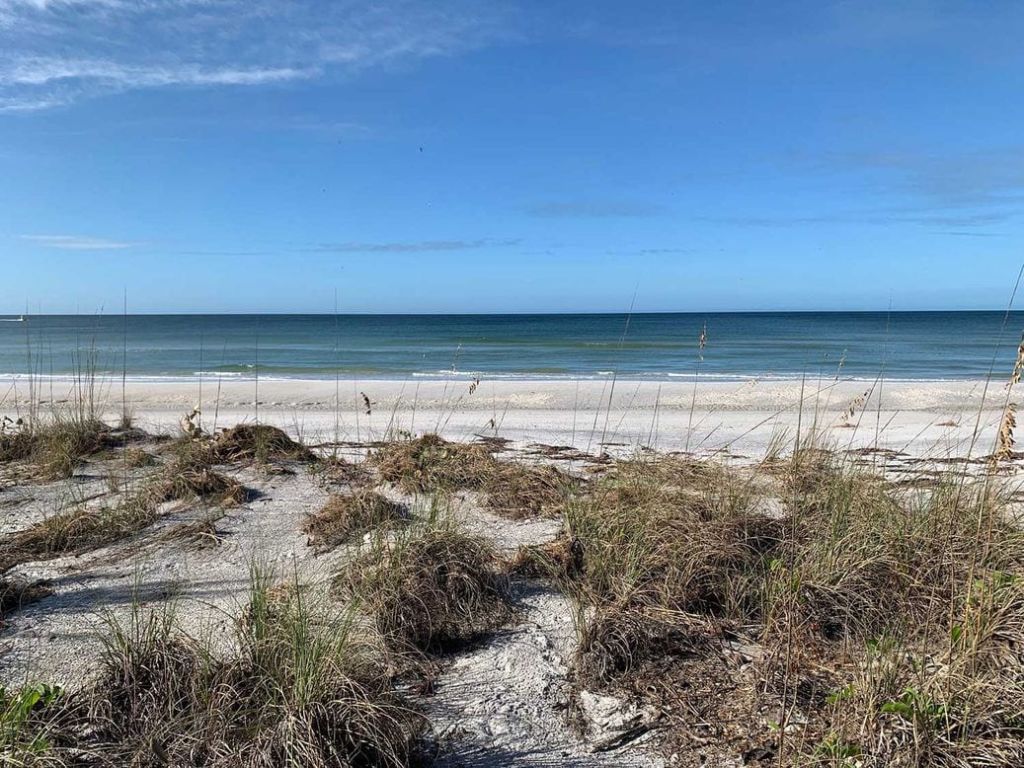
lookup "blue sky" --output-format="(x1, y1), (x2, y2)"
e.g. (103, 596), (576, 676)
(1, 0), (1023, 313)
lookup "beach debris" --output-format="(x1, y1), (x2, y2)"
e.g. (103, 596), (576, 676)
(0, 415), (24, 434)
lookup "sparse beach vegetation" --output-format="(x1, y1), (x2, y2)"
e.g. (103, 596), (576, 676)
(0, 323), (1021, 766)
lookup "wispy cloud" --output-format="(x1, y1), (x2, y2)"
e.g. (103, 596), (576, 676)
(20, 233), (140, 249)
(0, 0), (514, 111)
(303, 238), (520, 254)
(818, 147), (1024, 210)
(695, 210), (1016, 229)
(525, 200), (665, 218)
(697, 146), (1024, 231)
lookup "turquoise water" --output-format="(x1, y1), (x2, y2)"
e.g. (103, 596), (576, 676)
(0, 312), (1019, 381)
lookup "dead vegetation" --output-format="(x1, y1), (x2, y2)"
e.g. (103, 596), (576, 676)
(147, 457), (246, 506)
(303, 490), (407, 551)
(310, 455), (373, 489)
(209, 423), (315, 464)
(0, 576), (52, 625)
(0, 418), (123, 480)
(2, 414), (1022, 766)
(0, 436), (247, 572)
(335, 516), (514, 654)
(370, 434), (493, 494)
(371, 434), (576, 518)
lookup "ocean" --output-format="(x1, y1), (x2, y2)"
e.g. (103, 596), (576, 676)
(0, 312), (1019, 381)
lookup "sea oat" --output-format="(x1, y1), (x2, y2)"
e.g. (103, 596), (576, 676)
(995, 402), (1017, 463)
(838, 388), (870, 426)
(1011, 334), (1024, 386)
(179, 407), (203, 439)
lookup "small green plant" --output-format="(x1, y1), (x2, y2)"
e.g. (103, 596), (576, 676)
(0, 683), (63, 763)
(814, 733), (862, 762)
(880, 687), (947, 728)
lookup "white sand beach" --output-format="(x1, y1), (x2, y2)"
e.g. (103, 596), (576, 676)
(1, 375), (1007, 460)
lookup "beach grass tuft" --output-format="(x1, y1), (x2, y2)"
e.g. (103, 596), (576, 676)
(16, 569), (428, 766)
(335, 514), (513, 654)
(303, 490), (407, 551)
(545, 448), (1024, 765)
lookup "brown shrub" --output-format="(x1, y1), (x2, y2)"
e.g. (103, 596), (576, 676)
(211, 424), (315, 463)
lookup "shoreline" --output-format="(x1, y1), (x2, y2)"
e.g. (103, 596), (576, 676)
(0, 372), (1005, 384)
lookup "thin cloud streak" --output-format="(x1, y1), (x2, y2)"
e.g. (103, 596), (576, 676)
(303, 238), (521, 254)
(20, 233), (141, 249)
(526, 200), (666, 218)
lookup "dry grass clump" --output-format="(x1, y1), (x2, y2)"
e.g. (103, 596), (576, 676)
(0, 577), (52, 625)
(24, 572), (425, 766)
(310, 456), (373, 489)
(336, 517), (513, 653)
(0, 417), (113, 480)
(509, 536), (584, 580)
(0, 496), (158, 571)
(148, 440), (247, 505)
(122, 447), (155, 468)
(304, 490), (407, 551)
(0, 429), (34, 463)
(370, 434), (493, 494)
(0, 448), (246, 571)
(552, 450), (1024, 766)
(575, 605), (719, 687)
(148, 463), (246, 506)
(371, 434), (575, 518)
(210, 423), (315, 464)
(485, 462), (578, 519)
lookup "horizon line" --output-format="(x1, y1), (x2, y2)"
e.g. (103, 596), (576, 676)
(1, 308), (1022, 317)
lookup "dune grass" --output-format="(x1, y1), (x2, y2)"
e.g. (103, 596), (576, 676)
(209, 423), (315, 464)
(540, 449), (1024, 766)
(0, 417), (115, 480)
(1, 569), (426, 767)
(303, 490), (407, 551)
(334, 512), (514, 654)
